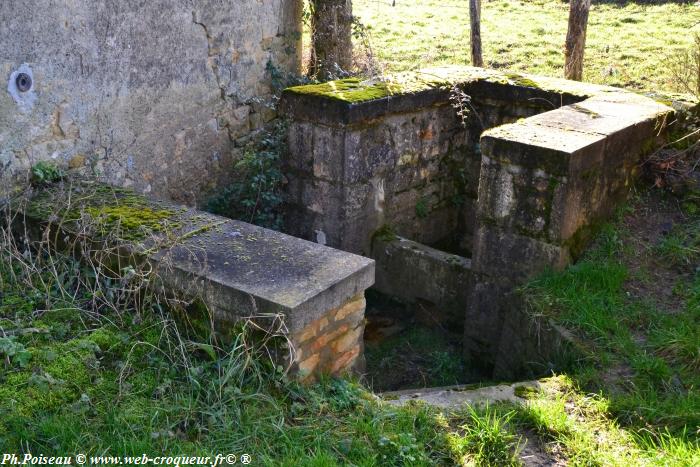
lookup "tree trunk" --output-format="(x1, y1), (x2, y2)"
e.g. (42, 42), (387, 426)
(469, 0), (483, 67)
(309, 0), (353, 81)
(564, 0), (591, 81)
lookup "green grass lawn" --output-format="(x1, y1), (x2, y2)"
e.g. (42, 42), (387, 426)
(353, 0), (700, 92)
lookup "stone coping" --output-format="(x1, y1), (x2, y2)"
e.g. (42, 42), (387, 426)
(22, 182), (375, 332)
(280, 65), (645, 126)
(480, 93), (672, 177)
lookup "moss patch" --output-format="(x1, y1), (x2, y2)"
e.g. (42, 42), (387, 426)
(284, 65), (616, 106)
(26, 182), (179, 242)
(513, 384), (540, 399)
(87, 205), (174, 236)
(504, 72), (541, 89)
(285, 76), (436, 103)
(371, 224), (399, 243)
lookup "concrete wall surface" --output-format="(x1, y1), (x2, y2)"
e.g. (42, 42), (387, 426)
(0, 0), (302, 203)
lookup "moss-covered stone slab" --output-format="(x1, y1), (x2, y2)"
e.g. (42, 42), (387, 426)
(280, 65), (634, 126)
(22, 182), (375, 334)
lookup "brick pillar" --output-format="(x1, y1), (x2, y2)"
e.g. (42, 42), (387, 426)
(288, 293), (366, 383)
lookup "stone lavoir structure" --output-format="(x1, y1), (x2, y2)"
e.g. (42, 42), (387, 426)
(280, 66), (675, 375)
(1, 0), (302, 203)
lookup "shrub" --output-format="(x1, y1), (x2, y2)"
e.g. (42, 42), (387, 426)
(205, 123), (285, 230)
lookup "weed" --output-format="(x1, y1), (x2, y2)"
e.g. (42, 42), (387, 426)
(655, 219), (700, 269)
(205, 122), (285, 230)
(0, 337), (32, 369)
(30, 161), (64, 186)
(449, 404), (520, 466)
(415, 196), (429, 219)
(449, 84), (473, 128)
(666, 32), (700, 99)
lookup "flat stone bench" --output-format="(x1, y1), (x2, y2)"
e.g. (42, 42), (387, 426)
(21, 182), (374, 382)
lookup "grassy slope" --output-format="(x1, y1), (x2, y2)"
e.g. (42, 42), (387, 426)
(1, 188), (698, 465)
(514, 189), (700, 465)
(353, 0), (700, 92)
(0, 243), (451, 464)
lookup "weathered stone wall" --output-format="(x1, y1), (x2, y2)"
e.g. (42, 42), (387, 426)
(466, 93), (671, 364)
(372, 236), (472, 329)
(0, 0), (302, 203)
(280, 70), (582, 257)
(281, 67), (675, 377)
(284, 103), (477, 256)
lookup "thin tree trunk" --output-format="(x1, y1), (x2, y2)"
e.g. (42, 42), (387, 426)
(469, 0), (483, 67)
(564, 0), (591, 81)
(309, 0), (353, 81)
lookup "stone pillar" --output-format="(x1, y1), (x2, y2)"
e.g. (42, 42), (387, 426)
(466, 95), (671, 368)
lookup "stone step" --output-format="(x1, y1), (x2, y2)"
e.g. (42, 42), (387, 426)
(380, 380), (540, 409)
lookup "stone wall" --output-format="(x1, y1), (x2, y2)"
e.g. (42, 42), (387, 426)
(290, 293), (366, 382)
(283, 101), (476, 256)
(467, 92), (670, 363)
(0, 0), (302, 204)
(281, 66), (675, 375)
(280, 68), (587, 257)
(372, 235), (472, 329)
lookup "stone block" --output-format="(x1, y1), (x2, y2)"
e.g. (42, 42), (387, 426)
(477, 159), (557, 237)
(286, 122), (315, 173)
(290, 292), (367, 383)
(463, 276), (509, 370)
(344, 128), (398, 184)
(481, 121), (607, 176)
(492, 290), (585, 380)
(470, 225), (571, 281)
(372, 235), (472, 330)
(311, 125), (347, 181)
(22, 182), (374, 383)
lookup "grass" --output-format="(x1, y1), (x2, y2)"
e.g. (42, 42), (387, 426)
(0, 203), (495, 465)
(365, 325), (467, 390)
(510, 375), (699, 466)
(4, 188), (698, 465)
(0, 233), (449, 463)
(447, 404), (520, 466)
(352, 0), (700, 93)
(517, 189), (700, 464)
